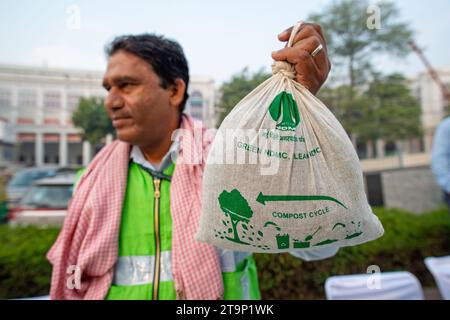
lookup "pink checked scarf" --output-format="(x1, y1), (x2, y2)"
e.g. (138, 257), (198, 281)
(47, 114), (223, 300)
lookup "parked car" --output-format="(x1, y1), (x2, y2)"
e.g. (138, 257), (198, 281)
(6, 166), (80, 208)
(8, 174), (75, 226)
(0, 174), (7, 222)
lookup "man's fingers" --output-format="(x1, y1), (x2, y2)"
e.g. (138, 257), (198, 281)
(272, 46), (311, 64)
(278, 23), (326, 45)
(274, 30), (331, 75)
(294, 51), (322, 93)
(271, 46), (315, 69)
(310, 24), (326, 44)
(271, 46), (293, 61)
(271, 46), (328, 93)
(292, 26), (327, 51)
(275, 22), (331, 94)
(272, 36), (322, 67)
(295, 36), (322, 56)
(295, 36), (330, 75)
(277, 26), (293, 41)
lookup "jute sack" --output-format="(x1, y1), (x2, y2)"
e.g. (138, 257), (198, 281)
(196, 22), (384, 253)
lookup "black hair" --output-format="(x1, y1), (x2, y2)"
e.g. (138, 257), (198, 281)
(105, 33), (189, 112)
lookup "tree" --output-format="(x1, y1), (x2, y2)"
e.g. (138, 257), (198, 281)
(317, 85), (370, 139)
(72, 97), (114, 149)
(310, 1), (419, 158)
(218, 189), (254, 244)
(364, 73), (422, 142)
(320, 73), (421, 158)
(309, 0), (414, 88)
(216, 68), (270, 126)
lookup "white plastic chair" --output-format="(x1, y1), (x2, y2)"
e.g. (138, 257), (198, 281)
(424, 256), (450, 300)
(325, 271), (424, 300)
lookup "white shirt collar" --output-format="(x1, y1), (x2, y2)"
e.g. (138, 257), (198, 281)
(130, 137), (179, 173)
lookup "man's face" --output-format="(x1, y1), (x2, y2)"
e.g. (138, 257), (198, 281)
(102, 50), (179, 148)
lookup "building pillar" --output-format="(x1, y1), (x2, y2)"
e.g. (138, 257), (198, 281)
(424, 130), (434, 153)
(376, 139), (385, 158)
(82, 141), (91, 166)
(37, 89), (43, 125)
(59, 133), (68, 167)
(61, 89), (67, 125)
(411, 138), (421, 153)
(35, 132), (44, 166)
(366, 140), (374, 159)
(11, 87), (18, 124)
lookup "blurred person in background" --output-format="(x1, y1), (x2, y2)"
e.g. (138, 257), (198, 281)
(431, 116), (450, 213)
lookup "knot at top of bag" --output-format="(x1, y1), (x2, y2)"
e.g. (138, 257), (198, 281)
(271, 61), (295, 79)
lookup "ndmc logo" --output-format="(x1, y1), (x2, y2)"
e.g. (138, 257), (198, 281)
(268, 91), (300, 131)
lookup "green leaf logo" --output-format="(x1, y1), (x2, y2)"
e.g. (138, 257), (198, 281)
(268, 91), (300, 131)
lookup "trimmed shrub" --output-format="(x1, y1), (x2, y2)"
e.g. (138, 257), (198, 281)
(255, 207), (450, 299)
(0, 225), (60, 299)
(0, 207), (448, 299)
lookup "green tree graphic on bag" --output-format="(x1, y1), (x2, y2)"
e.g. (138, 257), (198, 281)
(218, 189), (254, 244)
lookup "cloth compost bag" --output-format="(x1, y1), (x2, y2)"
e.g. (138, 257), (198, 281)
(196, 22), (384, 253)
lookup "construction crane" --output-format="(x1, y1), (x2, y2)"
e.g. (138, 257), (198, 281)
(408, 41), (450, 103)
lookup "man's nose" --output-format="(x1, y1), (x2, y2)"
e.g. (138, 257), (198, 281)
(105, 90), (124, 110)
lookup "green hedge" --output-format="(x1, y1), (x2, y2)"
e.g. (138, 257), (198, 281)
(255, 207), (450, 299)
(0, 225), (60, 299)
(0, 207), (449, 299)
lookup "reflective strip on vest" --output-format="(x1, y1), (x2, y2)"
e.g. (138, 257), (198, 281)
(113, 251), (173, 286)
(241, 271), (250, 300)
(112, 250), (251, 286)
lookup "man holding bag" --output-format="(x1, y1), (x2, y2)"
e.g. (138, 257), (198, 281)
(47, 22), (336, 300)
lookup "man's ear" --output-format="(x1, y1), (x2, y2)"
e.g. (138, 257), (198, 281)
(169, 78), (186, 110)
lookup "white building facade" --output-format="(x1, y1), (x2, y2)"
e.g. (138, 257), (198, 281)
(0, 64), (217, 168)
(410, 68), (450, 153)
(185, 75), (217, 128)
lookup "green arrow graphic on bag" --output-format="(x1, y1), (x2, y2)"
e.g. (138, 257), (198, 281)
(268, 91), (300, 131)
(256, 192), (348, 209)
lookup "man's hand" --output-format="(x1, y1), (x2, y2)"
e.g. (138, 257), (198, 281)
(272, 22), (331, 95)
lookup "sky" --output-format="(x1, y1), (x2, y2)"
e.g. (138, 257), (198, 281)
(0, 0), (449, 85)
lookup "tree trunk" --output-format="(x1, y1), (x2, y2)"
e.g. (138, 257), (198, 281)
(376, 139), (385, 158)
(231, 219), (240, 242)
(396, 140), (405, 168)
(349, 55), (355, 90)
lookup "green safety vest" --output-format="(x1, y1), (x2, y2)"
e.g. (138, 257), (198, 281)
(104, 161), (261, 300)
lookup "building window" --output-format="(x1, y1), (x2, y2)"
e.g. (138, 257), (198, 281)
(189, 91), (203, 120)
(17, 89), (37, 120)
(67, 93), (83, 113)
(18, 89), (37, 107)
(0, 88), (12, 120)
(43, 91), (61, 113)
(0, 88), (11, 107)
